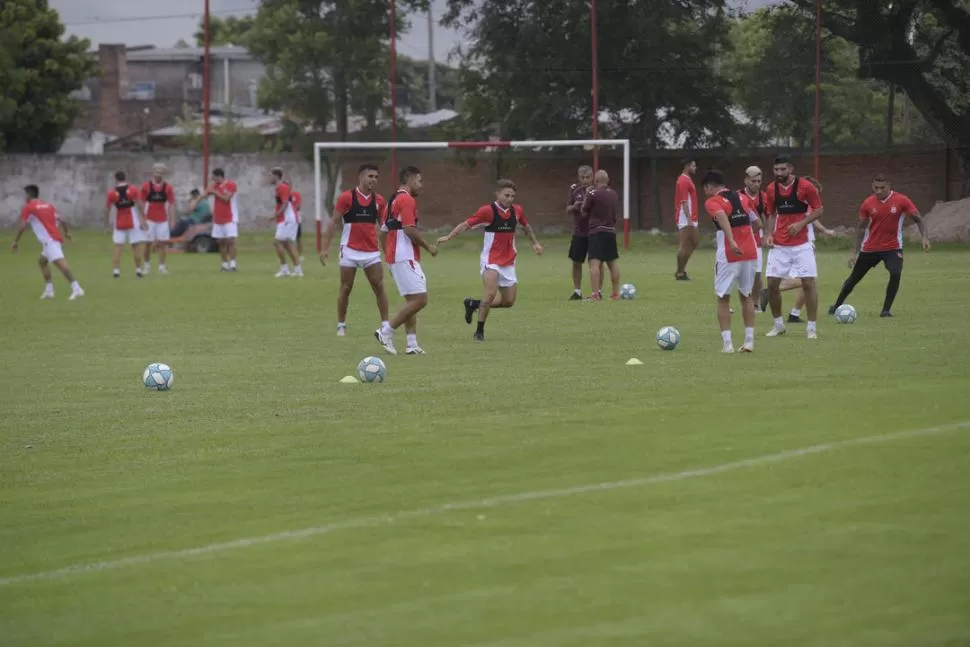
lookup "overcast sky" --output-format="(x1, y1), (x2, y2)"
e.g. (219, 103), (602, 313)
(52, 0), (776, 60)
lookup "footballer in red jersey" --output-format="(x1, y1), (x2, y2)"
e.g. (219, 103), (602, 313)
(12, 185), (85, 300)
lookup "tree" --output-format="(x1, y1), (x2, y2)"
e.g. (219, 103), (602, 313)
(193, 15), (256, 47)
(441, 0), (738, 149)
(174, 106), (277, 153)
(788, 0), (970, 194)
(0, 0), (96, 153)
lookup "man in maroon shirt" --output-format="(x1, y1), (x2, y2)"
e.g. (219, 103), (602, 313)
(566, 165), (594, 300)
(582, 169), (622, 301)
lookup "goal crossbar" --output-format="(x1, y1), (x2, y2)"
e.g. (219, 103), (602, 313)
(313, 139), (632, 250)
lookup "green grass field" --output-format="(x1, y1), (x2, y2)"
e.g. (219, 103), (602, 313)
(2, 232), (969, 646)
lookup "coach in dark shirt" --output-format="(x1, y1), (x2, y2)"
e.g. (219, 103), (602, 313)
(581, 170), (622, 300)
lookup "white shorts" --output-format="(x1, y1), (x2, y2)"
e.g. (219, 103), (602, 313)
(339, 246), (382, 269)
(147, 221), (170, 242)
(677, 213), (699, 230)
(714, 258), (758, 298)
(481, 263), (517, 288)
(274, 220), (298, 242)
(41, 241), (64, 263)
(113, 227), (148, 245)
(212, 223), (238, 239)
(755, 246), (763, 269)
(766, 242), (817, 279)
(389, 260), (427, 296)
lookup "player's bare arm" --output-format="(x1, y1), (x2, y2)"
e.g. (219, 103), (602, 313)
(909, 211), (931, 251)
(103, 205), (112, 233)
(318, 208), (345, 265)
(814, 219), (836, 236)
(714, 210), (742, 255)
(789, 205), (824, 236)
(436, 221), (470, 245)
(10, 221), (27, 251)
(849, 217), (869, 267)
(403, 225), (437, 256)
(523, 223), (543, 255)
(58, 215), (72, 241)
(764, 213), (775, 247)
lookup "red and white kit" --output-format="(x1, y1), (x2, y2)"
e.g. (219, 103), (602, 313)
(20, 199), (65, 262)
(738, 188), (767, 268)
(764, 176), (822, 279)
(274, 181), (299, 242)
(141, 180), (175, 242)
(465, 202), (529, 288)
(675, 173), (699, 230)
(383, 189), (426, 296)
(106, 185), (147, 245)
(858, 191), (919, 253)
(707, 190), (759, 297)
(211, 179), (240, 239)
(334, 188), (385, 269)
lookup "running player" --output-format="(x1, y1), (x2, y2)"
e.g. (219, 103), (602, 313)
(204, 168), (239, 271)
(583, 169), (622, 301)
(140, 163), (175, 275)
(436, 179), (543, 342)
(268, 168), (302, 277)
(291, 187), (304, 263)
(319, 163), (390, 337)
(11, 185), (84, 300)
(104, 171), (147, 278)
(763, 155), (824, 339)
(566, 165), (593, 300)
(828, 174), (930, 317)
(375, 166), (437, 355)
(704, 170), (760, 353)
(674, 156), (699, 280)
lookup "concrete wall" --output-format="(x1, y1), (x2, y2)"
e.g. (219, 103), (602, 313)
(1, 149), (962, 232)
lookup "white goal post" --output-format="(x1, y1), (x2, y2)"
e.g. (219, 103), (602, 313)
(312, 139), (632, 251)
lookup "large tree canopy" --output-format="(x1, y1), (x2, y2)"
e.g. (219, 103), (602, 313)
(442, 0), (738, 149)
(0, 0), (96, 153)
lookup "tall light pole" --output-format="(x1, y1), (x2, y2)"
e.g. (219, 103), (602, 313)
(590, 0), (600, 172)
(203, 0), (212, 185)
(428, 7), (436, 112)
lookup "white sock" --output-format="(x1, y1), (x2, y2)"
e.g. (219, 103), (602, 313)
(790, 308), (801, 317)
(70, 281), (80, 292)
(807, 320), (817, 333)
(280, 264), (289, 272)
(721, 330), (732, 344)
(113, 269), (120, 276)
(381, 320), (391, 334)
(159, 264), (166, 270)
(229, 260), (237, 268)
(774, 316), (784, 328)
(744, 327), (755, 343)
(143, 262), (150, 270)
(573, 288), (581, 295)
(294, 264), (302, 271)
(221, 262), (229, 269)
(44, 281), (54, 291)
(407, 334), (418, 347)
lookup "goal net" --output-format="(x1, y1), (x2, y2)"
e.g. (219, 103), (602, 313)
(312, 139), (631, 253)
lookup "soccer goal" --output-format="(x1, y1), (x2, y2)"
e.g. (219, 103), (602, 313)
(312, 139), (632, 252)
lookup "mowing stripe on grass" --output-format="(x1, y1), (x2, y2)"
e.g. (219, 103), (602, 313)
(3, 419), (968, 587)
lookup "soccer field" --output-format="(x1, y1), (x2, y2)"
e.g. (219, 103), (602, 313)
(2, 233), (969, 646)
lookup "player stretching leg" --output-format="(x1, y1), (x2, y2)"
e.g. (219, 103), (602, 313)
(319, 163), (390, 337)
(268, 168), (302, 277)
(205, 168), (240, 271)
(140, 163), (175, 274)
(12, 185), (84, 300)
(376, 166), (437, 355)
(704, 171), (760, 353)
(829, 174), (930, 318)
(583, 170), (622, 300)
(566, 165), (593, 299)
(104, 171), (147, 278)
(674, 156), (699, 280)
(763, 155), (824, 339)
(437, 179), (543, 342)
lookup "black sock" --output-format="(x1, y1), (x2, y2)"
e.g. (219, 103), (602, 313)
(476, 321), (485, 334)
(470, 299), (481, 309)
(883, 273), (901, 312)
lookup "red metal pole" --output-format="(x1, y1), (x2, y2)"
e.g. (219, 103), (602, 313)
(203, 0), (211, 185)
(813, 0), (821, 179)
(389, 0), (398, 184)
(590, 0), (600, 172)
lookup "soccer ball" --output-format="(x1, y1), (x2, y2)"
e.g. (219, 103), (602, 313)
(834, 304), (857, 324)
(620, 283), (636, 300)
(357, 356), (387, 383)
(656, 326), (681, 351)
(143, 362), (174, 391)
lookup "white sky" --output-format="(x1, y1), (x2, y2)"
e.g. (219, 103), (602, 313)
(52, 0), (775, 61)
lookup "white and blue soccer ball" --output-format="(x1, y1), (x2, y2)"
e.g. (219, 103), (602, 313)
(834, 304), (857, 324)
(620, 283), (637, 300)
(656, 326), (681, 351)
(143, 362), (174, 391)
(357, 356), (387, 383)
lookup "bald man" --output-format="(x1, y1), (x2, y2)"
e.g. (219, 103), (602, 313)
(581, 169), (622, 300)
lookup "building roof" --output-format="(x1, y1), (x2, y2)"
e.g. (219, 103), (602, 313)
(125, 46), (255, 62)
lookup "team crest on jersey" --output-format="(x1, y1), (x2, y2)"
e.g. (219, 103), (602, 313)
(890, 206), (897, 214)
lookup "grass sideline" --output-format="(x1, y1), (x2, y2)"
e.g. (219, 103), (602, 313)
(1, 232), (969, 646)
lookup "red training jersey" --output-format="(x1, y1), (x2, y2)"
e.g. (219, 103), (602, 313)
(675, 173), (698, 224)
(274, 182), (293, 224)
(383, 189), (420, 264)
(20, 199), (63, 244)
(466, 202), (528, 267)
(106, 184), (140, 230)
(738, 188), (767, 245)
(858, 191), (918, 253)
(209, 180), (239, 225)
(291, 190), (302, 221)
(334, 188), (384, 253)
(705, 191), (758, 263)
(764, 176), (822, 247)
(140, 181), (175, 223)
